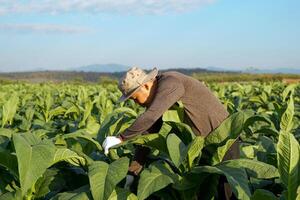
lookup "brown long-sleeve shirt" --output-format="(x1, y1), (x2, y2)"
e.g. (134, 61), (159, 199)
(120, 71), (229, 140)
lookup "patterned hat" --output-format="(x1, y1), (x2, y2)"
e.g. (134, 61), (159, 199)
(118, 67), (158, 102)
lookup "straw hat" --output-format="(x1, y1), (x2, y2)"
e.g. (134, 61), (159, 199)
(118, 67), (158, 102)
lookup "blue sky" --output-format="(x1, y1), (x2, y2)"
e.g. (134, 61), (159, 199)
(0, 0), (299, 72)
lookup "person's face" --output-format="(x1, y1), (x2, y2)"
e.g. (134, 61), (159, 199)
(130, 81), (154, 107)
(130, 85), (150, 106)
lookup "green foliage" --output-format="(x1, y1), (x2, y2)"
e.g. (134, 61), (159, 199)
(203, 111), (253, 165)
(108, 188), (137, 200)
(251, 189), (278, 200)
(13, 133), (57, 196)
(277, 98), (300, 200)
(2, 94), (19, 127)
(88, 157), (129, 200)
(192, 164), (251, 200)
(138, 162), (175, 200)
(167, 133), (186, 168)
(0, 82), (299, 199)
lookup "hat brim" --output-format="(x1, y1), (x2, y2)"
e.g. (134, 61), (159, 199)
(118, 68), (158, 103)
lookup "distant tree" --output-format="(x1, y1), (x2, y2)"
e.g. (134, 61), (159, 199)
(98, 76), (118, 85)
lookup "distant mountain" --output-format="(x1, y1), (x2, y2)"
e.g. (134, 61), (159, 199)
(74, 63), (130, 73)
(205, 66), (234, 72)
(244, 67), (300, 74)
(204, 66), (300, 74)
(160, 67), (221, 75)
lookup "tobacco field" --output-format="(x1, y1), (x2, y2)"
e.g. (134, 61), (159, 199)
(0, 82), (299, 200)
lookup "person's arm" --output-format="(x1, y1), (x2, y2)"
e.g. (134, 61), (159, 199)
(119, 76), (185, 140)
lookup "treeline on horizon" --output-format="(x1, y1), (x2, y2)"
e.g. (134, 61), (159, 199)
(0, 68), (299, 84)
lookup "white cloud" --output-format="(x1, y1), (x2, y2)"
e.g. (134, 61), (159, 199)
(0, 0), (215, 15)
(0, 23), (90, 34)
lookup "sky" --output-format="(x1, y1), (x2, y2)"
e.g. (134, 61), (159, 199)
(0, 0), (299, 72)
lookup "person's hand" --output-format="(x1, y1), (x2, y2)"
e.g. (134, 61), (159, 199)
(102, 136), (122, 155)
(128, 160), (143, 176)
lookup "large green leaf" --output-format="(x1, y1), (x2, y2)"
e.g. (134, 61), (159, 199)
(167, 133), (186, 168)
(163, 110), (182, 123)
(168, 122), (196, 143)
(0, 128), (13, 139)
(0, 150), (18, 178)
(194, 174), (220, 200)
(172, 173), (200, 191)
(243, 114), (273, 129)
(277, 130), (300, 200)
(88, 157), (129, 200)
(162, 101), (184, 123)
(280, 97), (294, 132)
(205, 111), (247, 146)
(97, 111), (134, 144)
(282, 84), (296, 100)
(137, 162), (175, 200)
(186, 136), (205, 169)
(251, 189), (278, 200)
(48, 106), (66, 121)
(192, 163), (251, 200)
(61, 130), (103, 151)
(211, 138), (236, 165)
(0, 189), (22, 200)
(64, 104), (80, 117)
(85, 116), (101, 135)
(34, 169), (66, 199)
(167, 135), (204, 171)
(13, 133), (56, 196)
(79, 100), (94, 128)
(241, 145), (257, 159)
(50, 185), (91, 200)
(257, 136), (276, 153)
(223, 159), (279, 179)
(204, 111), (251, 164)
(53, 148), (86, 167)
(108, 187), (138, 200)
(113, 107), (138, 118)
(2, 94), (19, 127)
(158, 122), (173, 137)
(116, 133), (168, 154)
(297, 186), (300, 200)
(255, 136), (277, 165)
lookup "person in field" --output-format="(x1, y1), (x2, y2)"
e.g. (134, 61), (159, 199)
(102, 67), (239, 200)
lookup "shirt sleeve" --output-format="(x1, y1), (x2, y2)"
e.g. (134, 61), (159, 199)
(120, 76), (185, 140)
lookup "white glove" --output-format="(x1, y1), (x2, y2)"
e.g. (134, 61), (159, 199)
(102, 136), (122, 155)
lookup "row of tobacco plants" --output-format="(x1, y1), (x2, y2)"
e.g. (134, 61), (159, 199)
(0, 82), (299, 200)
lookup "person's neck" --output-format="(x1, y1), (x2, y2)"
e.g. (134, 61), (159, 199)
(145, 79), (158, 108)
